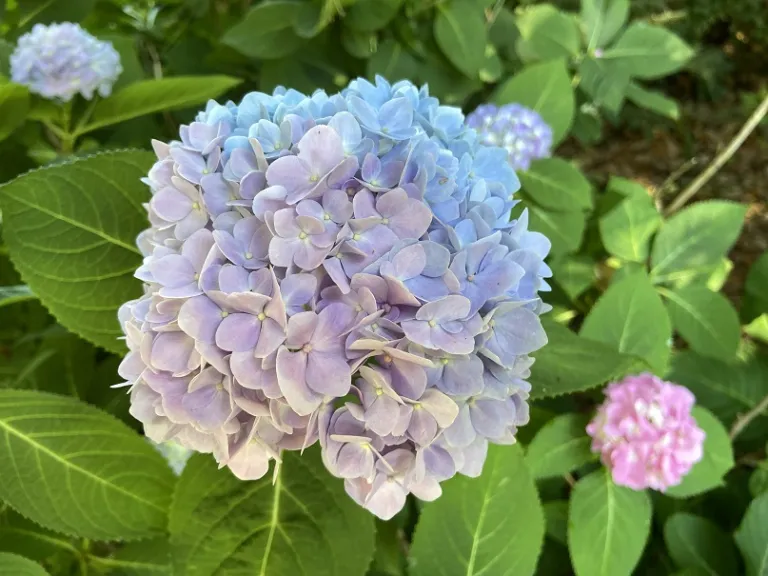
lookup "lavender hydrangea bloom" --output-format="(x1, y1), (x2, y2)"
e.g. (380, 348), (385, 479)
(466, 103), (553, 172)
(119, 76), (552, 520)
(11, 23), (121, 102)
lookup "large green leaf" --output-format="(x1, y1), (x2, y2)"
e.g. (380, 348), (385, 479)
(550, 255), (596, 300)
(493, 59), (575, 144)
(90, 537), (171, 575)
(568, 469), (652, 576)
(664, 513), (739, 575)
(602, 22), (694, 79)
(410, 444), (544, 576)
(529, 320), (646, 399)
(80, 76), (241, 134)
(0, 509), (78, 563)
(519, 158), (593, 212)
(599, 189), (661, 262)
(345, 0), (403, 32)
(734, 492), (768, 576)
(0, 389), (175, 540)
(434, 0), (487, 79)
(625, 82), (680, 120)
(650, 201), (746, 286)
(581, 0), (629, 50)
(221, 1), (304, 59)
(0, 83), (30, 143)
(667, 352), (768, 434)
(525, 413), (596, 479)
(581, 271), (672, 374)
(515, 4), (581, 61)
(665, 407), (734, 499)
(169, 449), (375, 576)
(527, 202), (585, 255)
(0, 151), (153, 353)
(662, 286), (741, 362)
(742, 252), (768, 322)
(578, 57), (629, 115)
(0, 552), (48, 576)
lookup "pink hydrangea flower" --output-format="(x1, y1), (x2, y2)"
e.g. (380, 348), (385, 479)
(586, 373), (705, 491)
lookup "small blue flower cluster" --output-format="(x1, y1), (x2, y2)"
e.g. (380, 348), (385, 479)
(120, 76), (552, 519)
(466, 103), (553, 171)
(11, 22), (121, 102)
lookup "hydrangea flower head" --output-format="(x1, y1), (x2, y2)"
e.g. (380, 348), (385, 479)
(587, 373), (705, 491)
(465, 103), (553, 171)
(11, 22), (121, 101)
(120, 76), (553, 519)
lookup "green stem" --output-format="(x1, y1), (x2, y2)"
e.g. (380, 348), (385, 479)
(665, 93), (768, 215)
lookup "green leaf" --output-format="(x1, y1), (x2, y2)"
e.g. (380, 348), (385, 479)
(578, 57), (629, 115)
(664, 513), (739, 575)
(599, 190), (661, 262)
(493, 59), (575, 144)
(665, 407), (734, 499)
(346, 0), (403, 32)
(543, 500), (569, 545)
(0, 389), (175, 540)
(745, 314), (768, 344)
(342, 29), (376, 59)
(662, 286), (741, 362)
(80, 76), (241, 134)
(102, 34), (146, 91)
(749, 462), (768, 498)
(0, 83), (30, 143)
(667, 352), (768, 434)
(581, 270), (672, 374)
(568, 469), (652, 576)
(742, 252), (768, 322)
(0, 39), (13, 77)
(0, 509), (79, 563)
(581, 0), (629, 49)
(626, 82), (680, 120)
(169, 449), (375, 576)
(550, 255), (596, 300)
(0, 151), (154, 353)
(650, 201), (747, 286)
(602, 22), (694, 79)
(519, 158), (593, 212)
(529, 320), (646, 399)
(0, 552), (48, 576)
(90, 537), (171, 575)
(515, 4), (581, 61)
(527, 202), (585, 255)
(525, 413), (595, 479)
(434, 0), (487, 79)
(734, 492), (768, 576)
(367, 39), (420, 85)
(0, 285), (36, 308)
(480, 45), (503, 83)
(410, 444), (544, 576)
(221, 0), (304, 59)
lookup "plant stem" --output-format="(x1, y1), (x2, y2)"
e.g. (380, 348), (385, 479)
(665, 93), (768, 215)
(729, 392), (768, 440)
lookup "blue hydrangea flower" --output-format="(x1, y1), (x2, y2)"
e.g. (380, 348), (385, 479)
(119, 76), (553, 520)
(10, 22), (121, 101)
(465, 103), (553, 171)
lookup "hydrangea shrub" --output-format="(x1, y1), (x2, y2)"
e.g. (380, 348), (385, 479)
(120, 76), (552, 519)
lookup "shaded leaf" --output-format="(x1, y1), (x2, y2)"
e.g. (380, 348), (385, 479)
(519, 158), (593, 212)
(525, 413), (595, 479)
(410, 444), (544, 576)
(578, 57), (629, 115)
(346, 0), (403, 32)
(90, 537), (171, 575)
(434, 0), (487, 78)
(550, 255), (596, 300)
(664, 513), (739, 575)
(0, 285), (36, 308)
(734, 493), (768, 576)
(0, 552), (48, 576)
(0, 509), (78, 563)
(221, 1), (304, 59)
(665, 407), (734, 499)
(493, 59), (575, 144)
(0, 389), (175, 540)
(568, 469), (652, 576)
(662, 286), (740, 362)
(543, 500), (569, 546)
(527, 202), (585, 255)
(742, 252), (768, 322)
(581, 270), (672, 374)
(169, 449), (375, 576)
(626, 82), (680, 120)
(0, 83), (30, 143)
(0, 151), (154, 353)
(81, 76), (241, 134)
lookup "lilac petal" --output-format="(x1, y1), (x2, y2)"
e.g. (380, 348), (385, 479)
(408, 408), (438, 446)
(215, 313), (262, 352)
(227, 442), (270, 480)
(336, 443), (374, 479)
(182, 228), (215, 272)
(151, 187), (191, 222)
(285, 311), (319, 347)
(390, 243), (426, 279)
(254, 318), (286, 358)
(266, 156), (312, 203)
(150, 332), (199, 374)
(231, 351), (269, 390)
(178, 296), (222, 343)
(366, 475), (407, 520)
(443, 404), (475, 448)
(276, 348), (321, 416)
(306, 351), (351, 397)
(419, 389), (459, 428)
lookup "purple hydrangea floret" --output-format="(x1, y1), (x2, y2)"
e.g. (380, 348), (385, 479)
(10, 22), (121, 102)
(465, 103), (553, 172)
(119, 76), (553, 519)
